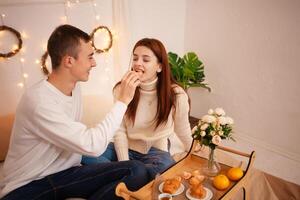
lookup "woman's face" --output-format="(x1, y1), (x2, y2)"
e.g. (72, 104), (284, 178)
(132, 46), (161, 83)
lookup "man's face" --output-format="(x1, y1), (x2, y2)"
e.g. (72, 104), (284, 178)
(70, 40), (96, 82)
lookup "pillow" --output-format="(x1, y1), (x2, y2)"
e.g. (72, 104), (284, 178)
(0, 114), (15, 161)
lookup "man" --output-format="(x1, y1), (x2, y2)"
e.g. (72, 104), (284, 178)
(0, 24), (148, 200)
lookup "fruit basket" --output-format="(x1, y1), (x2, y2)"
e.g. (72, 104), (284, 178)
(115, 139), (255, 200)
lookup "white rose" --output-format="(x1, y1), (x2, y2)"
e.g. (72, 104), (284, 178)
(198, 120), (203, 126)
(218, 116), (227, 125)
(219, 131), (224, 136)
(226, 117), (234, 125)
(200, 123), (209, 130)
(215, 107), (225, 116)
(212, 135), (222, 145)
(202, 115), (216, 123)
(210, 131), (216, 136)
(208, 109), (214, 115)
(192, 126), (198, 134)
(200, 131), (206, 137)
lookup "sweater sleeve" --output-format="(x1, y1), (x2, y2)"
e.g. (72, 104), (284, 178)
(114, 120), (130, 161)
(173, 89), (193, 152)
(112, 85), (130, 161)
(32, 101), (127, 157)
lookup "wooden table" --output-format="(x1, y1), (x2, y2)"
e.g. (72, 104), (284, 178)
(116, 140), (256, 200)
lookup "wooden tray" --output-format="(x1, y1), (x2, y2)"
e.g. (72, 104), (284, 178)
(116, 140), (255, 200)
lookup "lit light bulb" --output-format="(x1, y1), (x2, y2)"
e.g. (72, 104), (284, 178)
(35, 59), (40, 64)
(12, 44), (18, 50)
(42, 44), (47, 51)
(23, 73), (28, 78)
(21, 31), (28, 39)
(20, 58), (25, 63)
(93, 3), (97, 7)
(96, 15), (100, 20)
(61, 16), (67, 23)
(18, 83), (24, 88)
(1, 14), (5, 18)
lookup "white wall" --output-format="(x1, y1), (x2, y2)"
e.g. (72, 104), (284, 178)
(185, 0), (300, 184)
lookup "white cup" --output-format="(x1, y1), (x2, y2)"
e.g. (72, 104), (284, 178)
(158, 193), (172, 200)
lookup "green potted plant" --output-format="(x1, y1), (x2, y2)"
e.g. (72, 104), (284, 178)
(168, 52), (211, 92)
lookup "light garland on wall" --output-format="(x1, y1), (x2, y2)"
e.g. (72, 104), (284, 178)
(0, 14), (23, 58)
(0, 13), (28, 89)
(90, 26), (113, 53)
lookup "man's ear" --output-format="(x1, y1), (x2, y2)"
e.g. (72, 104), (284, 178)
(62, 55), (75, 69)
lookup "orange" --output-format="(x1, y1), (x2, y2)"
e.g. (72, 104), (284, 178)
(213, 174), (230, 190)
(227, 167), (243, 181)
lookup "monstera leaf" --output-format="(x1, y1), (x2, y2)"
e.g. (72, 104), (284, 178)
(168, 52), (210, 91)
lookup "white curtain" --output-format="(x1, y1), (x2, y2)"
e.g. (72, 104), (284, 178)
(112, 0), (132, 82)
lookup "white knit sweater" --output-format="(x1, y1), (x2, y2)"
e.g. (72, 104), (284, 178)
(114, 78), (193, 161)
(0, 79), (127, 198)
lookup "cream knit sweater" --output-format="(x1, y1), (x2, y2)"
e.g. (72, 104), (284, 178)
(114, 78), (193, 161)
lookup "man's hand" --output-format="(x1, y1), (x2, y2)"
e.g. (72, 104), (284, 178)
(116, 71), (141, 105)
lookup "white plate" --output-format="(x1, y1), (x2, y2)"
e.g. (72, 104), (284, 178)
(185, 187), (213, 200)
(158, 181), (185, 196)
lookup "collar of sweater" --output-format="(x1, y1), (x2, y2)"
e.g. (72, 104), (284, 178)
(139, 77), (158, 93)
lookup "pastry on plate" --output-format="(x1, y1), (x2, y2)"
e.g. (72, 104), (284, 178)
(162, 176), (182, 194)
(190, 183), (207, 199)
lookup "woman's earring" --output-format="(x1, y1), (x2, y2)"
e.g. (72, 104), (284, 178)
(157, 68), (162, 73)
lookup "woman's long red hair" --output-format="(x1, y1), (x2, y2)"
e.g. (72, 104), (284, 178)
(119, 38), (179, 129)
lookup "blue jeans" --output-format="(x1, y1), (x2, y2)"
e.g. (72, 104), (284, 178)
(82, 142), (175, 179)
(2, 160), (149, 200)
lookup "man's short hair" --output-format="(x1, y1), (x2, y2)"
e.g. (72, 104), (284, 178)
(47, 24), (91, 70)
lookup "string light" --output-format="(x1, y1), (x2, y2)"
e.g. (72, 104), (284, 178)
(1, 14), (5, 25)
(91, 0), (100, 22)
(90, 26), (113, 53)
(17, 82), (24, 88)
(18, 56), (27, 89)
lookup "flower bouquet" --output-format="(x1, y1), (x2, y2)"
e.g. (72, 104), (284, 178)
(192, 108), (235, 176)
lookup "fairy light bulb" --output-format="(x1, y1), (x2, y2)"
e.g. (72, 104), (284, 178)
(35, 59), (40, 64)
(18, 82), (24, 88)
(20, 58), (25, 63)
(95, 15), (100, 20)
(1, 14), (5, 18)
(21, 31), (28, 39)
(23, 73), (28, 78)
(12, 44), (18, 50)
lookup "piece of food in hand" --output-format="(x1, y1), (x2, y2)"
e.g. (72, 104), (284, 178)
(190, 183), (207, 199)
(182, 171), (192, 180)
(162, 176), (182, 194)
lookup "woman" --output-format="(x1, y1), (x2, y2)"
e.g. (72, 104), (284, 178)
(82, 38), (192, 179)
